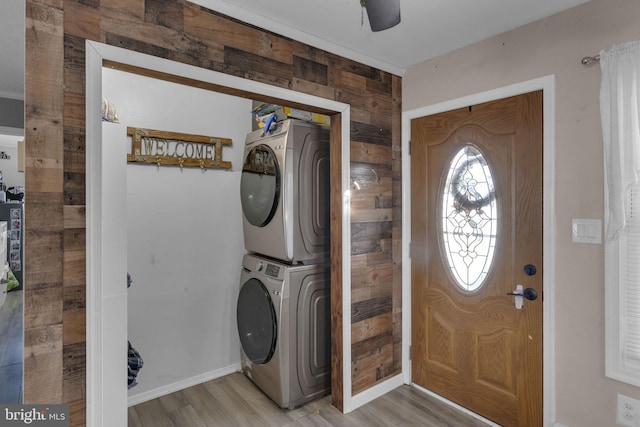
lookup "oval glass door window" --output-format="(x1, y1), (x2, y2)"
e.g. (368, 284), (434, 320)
(441, 144), (498, 292)
(240, 144), (280, 227)
(237, 278), (277, 364)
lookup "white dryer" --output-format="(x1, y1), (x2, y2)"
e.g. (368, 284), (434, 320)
(240, 119), (330, 264)
(236, 253), (331, 409)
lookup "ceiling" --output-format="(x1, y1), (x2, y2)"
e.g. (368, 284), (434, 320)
(0, 1), (25, 100)
(0, 0), (591, 101)
(192, 0), (591, 75)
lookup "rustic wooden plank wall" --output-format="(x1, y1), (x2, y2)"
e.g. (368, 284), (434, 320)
(24, 0), (402, 424)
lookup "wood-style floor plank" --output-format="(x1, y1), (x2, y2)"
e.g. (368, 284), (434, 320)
(0, 290), (23, 404)
(129, 372), (492, 427)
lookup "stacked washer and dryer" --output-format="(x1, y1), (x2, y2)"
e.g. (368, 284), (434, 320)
(236, 118), (331, 409)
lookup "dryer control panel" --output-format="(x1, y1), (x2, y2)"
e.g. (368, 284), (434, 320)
(265, 263), (280, 278)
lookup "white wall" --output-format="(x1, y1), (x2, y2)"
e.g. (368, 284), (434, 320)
(102, 68), (251, 402)
(0, 134), (24, 189)
(403, 0), (640, 426)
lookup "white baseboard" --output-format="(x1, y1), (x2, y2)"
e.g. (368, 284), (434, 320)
(553, 423), (570, 427)
(127, 362), (242, 407)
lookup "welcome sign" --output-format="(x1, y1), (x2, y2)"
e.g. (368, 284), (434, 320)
(127, 126), (232, 170)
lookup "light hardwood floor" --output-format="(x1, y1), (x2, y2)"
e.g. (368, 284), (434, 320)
(128, 372), (492, 427)
(0, 289), (22, 404)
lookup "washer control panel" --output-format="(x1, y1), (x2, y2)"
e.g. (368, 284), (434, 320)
(265, 264), (280, 278)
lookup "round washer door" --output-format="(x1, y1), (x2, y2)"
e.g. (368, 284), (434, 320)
(240, 144), (280, 227)
(237, 278), (277, 364)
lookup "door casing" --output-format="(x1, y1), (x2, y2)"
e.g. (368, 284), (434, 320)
(85, 40), (354, 426)
(401, 76), (556, 426)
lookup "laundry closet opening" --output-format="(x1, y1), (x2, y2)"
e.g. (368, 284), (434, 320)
(100, 61), (342, 410)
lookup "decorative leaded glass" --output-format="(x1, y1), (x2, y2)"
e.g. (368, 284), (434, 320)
(441, 144), (498, 292)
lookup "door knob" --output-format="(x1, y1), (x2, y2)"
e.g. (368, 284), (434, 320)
(507, 287), (538, 301)
(507, 285), (538, 309)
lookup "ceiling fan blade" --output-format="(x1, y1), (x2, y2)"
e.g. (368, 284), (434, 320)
(364, 0), (401, 32)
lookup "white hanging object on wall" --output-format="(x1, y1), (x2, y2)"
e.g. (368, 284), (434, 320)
(101, 98), (120, 123)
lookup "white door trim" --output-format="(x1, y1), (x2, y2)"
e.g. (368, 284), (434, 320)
(401, 75), (557, 426)
(86, 40), (353, 426)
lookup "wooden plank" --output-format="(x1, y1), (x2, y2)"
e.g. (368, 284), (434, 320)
(63, 285), (85, 311)
(366, 74), (393, 96)
(62, 309), (85, 345)
(224, 47), (293, 88)
(63, 228), (86, 289)
(144, 0), (184, 32)
(183, 3), (294, 65)
(367, 93), (393, 130)
(350, 208), (393, 223)
(102, 59), (338, 116)
(351, 296), (392, 323)
(351, 121), (392, 147)
(351, 191), (390, 210)
(24, 283), (63, 328)
(292, 43), (330, 67)
(64, 126), (86, 174)
(103, 25), (214, 71)
(25, 230), (64, 285)
(330, 114), (344, 412)
(24, 324), (64, 404)
(63, 228), (85, 252)
(63, 342), (86, 381)
(351, 339), (394, 394)
(350, 141), (392, 164)
(25, 1), (65, 179)
(365, 239), (393, 265)
(65, 387), (86, 424)
(64, 171), (86, 205)
(351, 222), (392, 243)
(350, 255), (393, 290)
(63, 0), (100, 40)
(63, 35), (86, 96)
(63, 205), (85, 229)
(351, 283), (392, 305)
(351, 313), (393, 343)
(293, 55), (328, 85)
(26, 192), (64, 231)
(100, 0), (145, 20)
(63, 250), (86, 288)
(291, 77), (336, 100)
(349, 106), (372, 124)
(330, 55), (381, 81)
(63, 92), (85, 129)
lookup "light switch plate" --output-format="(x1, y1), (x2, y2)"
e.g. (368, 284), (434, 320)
(572, 218), (602, 244)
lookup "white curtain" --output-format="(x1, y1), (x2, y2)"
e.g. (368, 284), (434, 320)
(601, 40), (640, 241)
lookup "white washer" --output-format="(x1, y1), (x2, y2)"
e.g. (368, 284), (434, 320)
(240, 119), (330, 264)
(236, 253), (331, 409)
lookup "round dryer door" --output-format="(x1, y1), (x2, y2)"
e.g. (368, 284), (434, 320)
(240, 144), (280, 227)
(237, 278), (277, 364)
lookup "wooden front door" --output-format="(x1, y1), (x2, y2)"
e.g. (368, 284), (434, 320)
(410, 91), (543, 426)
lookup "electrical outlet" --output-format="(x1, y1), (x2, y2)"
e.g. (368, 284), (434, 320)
(617, 394), (640, 426)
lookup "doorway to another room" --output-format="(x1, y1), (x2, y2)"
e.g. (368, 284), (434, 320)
(403, 77), (556, 427)
(86, 40), (351, 427)
(411, 91), (543, 426)
(0, 132), (25, 405)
